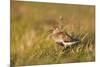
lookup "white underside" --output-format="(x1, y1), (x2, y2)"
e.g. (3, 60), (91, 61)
(62, 41), (79, 47)
(55, 39), (79, 47)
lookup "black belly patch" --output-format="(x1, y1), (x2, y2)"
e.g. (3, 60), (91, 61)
(56, 42), (64, 46)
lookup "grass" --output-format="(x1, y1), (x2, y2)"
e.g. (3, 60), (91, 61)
(11, 1), (95, 67)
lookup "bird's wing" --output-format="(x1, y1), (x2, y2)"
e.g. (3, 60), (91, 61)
(62, 34), (73, 42)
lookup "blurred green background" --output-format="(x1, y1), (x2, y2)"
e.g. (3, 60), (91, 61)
(11, 1), (95, 66)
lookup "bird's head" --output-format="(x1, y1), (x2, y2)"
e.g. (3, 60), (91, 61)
(48, 26), (62, 35)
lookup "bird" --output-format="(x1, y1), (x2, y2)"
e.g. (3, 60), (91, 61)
(48, 26), (80, 49)
(48, 16), (80, 50)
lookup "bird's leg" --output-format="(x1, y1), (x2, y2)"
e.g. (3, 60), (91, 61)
(62, 45), (68, 52)
(62, 46), (66, 52)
